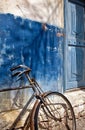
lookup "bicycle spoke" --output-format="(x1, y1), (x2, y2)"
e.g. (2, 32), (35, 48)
(31, 92), (76, 130)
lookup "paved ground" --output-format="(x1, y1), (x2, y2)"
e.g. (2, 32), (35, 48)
(76, 116), (85, 130)
(0, 113), (85, 130)
(65, 88), (85, 130)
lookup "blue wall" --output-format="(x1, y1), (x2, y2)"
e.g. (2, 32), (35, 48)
(0, 13), (64, 92)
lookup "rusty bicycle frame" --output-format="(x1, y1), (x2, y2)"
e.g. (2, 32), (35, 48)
(0, 64), (76, 130)
(1, 64), (59, 130)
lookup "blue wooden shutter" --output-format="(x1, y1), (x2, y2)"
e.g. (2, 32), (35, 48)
(65, 1), (85, 89)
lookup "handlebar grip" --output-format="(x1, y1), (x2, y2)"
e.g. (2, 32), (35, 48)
(10, 65), (30, 71)
(10, 65), (21, 71)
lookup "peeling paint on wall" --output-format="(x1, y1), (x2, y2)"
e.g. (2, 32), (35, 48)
(0, 0), (64, 28)
(0, 13), (64, 92)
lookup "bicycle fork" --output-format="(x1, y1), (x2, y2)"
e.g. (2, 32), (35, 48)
(36, 95), (61, 122)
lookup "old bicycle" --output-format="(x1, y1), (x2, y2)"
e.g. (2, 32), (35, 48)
(7, 64), (76, 130)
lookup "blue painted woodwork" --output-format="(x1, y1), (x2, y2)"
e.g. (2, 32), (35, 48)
(0, 13), (64, 92)
(64, 0), (85, 89)
(69, 0), (85, 7)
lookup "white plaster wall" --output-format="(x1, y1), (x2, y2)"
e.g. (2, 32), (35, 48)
(0, 0), (64, 28)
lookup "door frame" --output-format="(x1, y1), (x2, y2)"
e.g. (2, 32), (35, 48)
(68, 0), (85, 7)
(64, 0), (85, 91)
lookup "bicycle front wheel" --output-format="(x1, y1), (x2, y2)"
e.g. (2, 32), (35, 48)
(31, 91), (76, 130)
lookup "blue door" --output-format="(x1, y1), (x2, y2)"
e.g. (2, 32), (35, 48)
(64, 0), (85, 90)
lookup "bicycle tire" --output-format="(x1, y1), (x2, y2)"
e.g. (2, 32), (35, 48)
(30, 91), (76, 130)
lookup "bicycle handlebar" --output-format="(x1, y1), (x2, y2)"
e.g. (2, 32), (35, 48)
(11, 65), (32, 80)
(10, 65), (30, 71)
(17, 69), (31, 77)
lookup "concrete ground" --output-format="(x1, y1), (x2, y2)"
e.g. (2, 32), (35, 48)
(65, 88), (85, 130)
(76, 116), (85, 130)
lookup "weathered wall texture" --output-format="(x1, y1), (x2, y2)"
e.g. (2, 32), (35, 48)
(0, 13), (64, 92)
(0, 0), (64, 115)
(0, 0), (64, 28)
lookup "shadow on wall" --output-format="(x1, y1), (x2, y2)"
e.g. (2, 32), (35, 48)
(0, 13), (64, 92)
